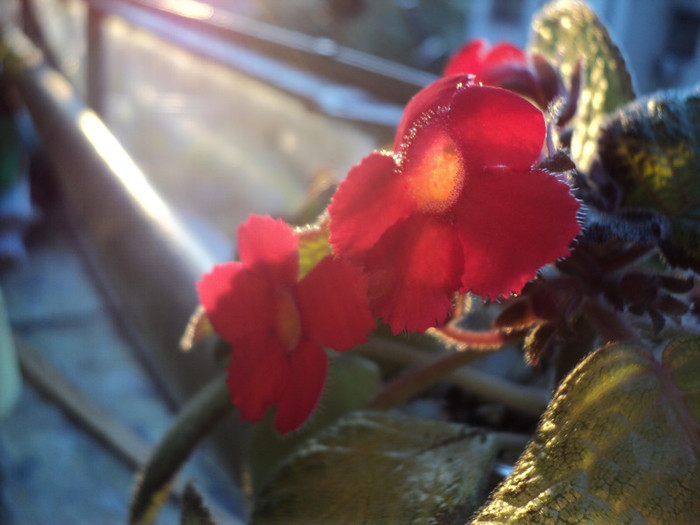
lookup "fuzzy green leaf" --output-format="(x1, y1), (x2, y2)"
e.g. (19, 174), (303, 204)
(471, 336), (700, 523)
(529, 0), (635, 172)
(598, 86), (700, 271)
(253, 411), (514, 525)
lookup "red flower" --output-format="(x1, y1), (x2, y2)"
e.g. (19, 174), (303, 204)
(329, 77), (581, 334)
(444, 38), (527, 79)
(444, 38), (557, 110)
(197, 215), (375, 434)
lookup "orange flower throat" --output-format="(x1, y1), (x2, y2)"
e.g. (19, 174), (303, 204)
(402, 130), (463, 213)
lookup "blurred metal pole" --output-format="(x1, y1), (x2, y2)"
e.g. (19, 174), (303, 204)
(86, 5), (106, 115)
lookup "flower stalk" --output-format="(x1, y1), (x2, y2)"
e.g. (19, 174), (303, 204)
(357, 336), (548, 416)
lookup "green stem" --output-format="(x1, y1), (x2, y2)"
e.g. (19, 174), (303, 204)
(356, 337), (548, 416)
(129, 373), (232, 525)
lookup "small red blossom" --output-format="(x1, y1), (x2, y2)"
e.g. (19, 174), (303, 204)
(444, 38), (558, 110)
(444, 38), (527, 78)
(329, 77), (581, 334)
(197, 215), (375, 434)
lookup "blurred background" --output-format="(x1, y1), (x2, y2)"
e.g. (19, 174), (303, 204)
(0, 0), (699, 523)
(23, 0), (700, 241)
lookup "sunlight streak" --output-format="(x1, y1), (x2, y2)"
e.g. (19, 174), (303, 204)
(155, 0), (214, 21)
(77, 111), (217, 270)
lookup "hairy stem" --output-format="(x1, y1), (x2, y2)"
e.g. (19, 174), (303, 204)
(580, 296), (643, 344)
(435, 323), (528, 348)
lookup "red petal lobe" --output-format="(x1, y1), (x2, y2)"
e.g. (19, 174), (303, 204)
(448, 86), (545, 171)
(296, 256), (375, 350)
(273, 340), (328, 434)
(329, 152), (411, 261)
(443, 38), (488, 76)
(237, 215), (298, 285)
(457, 167), (581, 299)
(227, 332), (289, 422)
(394, 75), (474, 152)
(366, 214), (464, 334)
(197, 262), (276, 343)
(482, 42), (527, 68)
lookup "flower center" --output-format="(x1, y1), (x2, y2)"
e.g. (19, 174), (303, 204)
(401, 125), (464, 213)
(273, 288), (302, 351)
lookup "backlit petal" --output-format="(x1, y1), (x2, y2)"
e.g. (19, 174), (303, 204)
(478, 64), (547, 108)
(238, 215), (298, 285)
(444, 39), (526, 78)
(227, 332), (289, 423)
(296, 256), (375, 350)
(329, 152), (411, 261)
(366, 214), (464, 334)
(394, 75), (473, 152)
(456, 167), (581, 299)
(482, 42), (527, 69)
(273, 340), (328, 434)
(443, 38), (488, 77)
(448, 85), (545, 171)
(197, 262), (276, 343)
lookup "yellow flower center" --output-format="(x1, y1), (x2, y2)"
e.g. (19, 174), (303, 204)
(401, 129), (464, 213)
(274, 288), (302, 351)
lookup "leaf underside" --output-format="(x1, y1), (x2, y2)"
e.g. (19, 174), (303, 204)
(253, 411), (505, 525)
(471, 336), (700, 524)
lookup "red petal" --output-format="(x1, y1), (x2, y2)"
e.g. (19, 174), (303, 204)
(227, 332), (290, 422)
(394, 75), (474, 152)
(443, 38), (488, 77)
(296, 256), (375, 350)
(197, 262), (276, 343)
(456, 167), (581, 299)
(366, 214), (464, 334)
(482, 42), (527, 68)
(444, 40), (526, 80)
(447, 85), (545, 171)
(238, 215), (298, 285)
(329, 152), (411, 261)
(478, 64), (547, 108)
(273, 340), (328, 434)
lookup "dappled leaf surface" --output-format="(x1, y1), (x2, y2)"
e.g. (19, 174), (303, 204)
(529, 0), (634, 172)
(471, 336), (700, 524)
(598, 87), (700, 271)
(253, 411), (505, 525)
